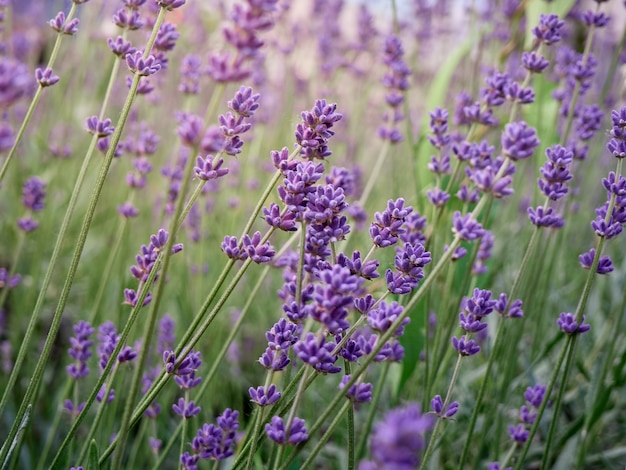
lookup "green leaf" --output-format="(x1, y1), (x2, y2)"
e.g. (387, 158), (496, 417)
(88, 440), (99, 470)
(525, 0), (578, 49)
(397, 298), (427, 396)
(1, 405), (31, 470)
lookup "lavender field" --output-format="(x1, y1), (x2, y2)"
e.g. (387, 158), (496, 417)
(0, 0), (625, 468)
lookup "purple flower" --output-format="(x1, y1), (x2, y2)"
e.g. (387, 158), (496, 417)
(607, 107), (626, 159)
(378, 35), (411, 143)
(117, 202), (139, 218)
(86, 116), (114, 138)
(556, 312), (590, 335)
(294, 333), (341, 374)
(367, 301), (408, 337)
(49, 11), (79, 35)
(66, 320), (94, 379)
(360, 403), (433, 469)
(481, 72), (512, 107)
(522, 51), (550, 73)
(113, 8), (144, 30)
(501, 122), (540, 161)
(426, 188), (450, 207)
(21, 177), (46, 211)
(263, 203), (297, 232)
(173, 397), (201, 418)
(452, 335), (481, 356)
(538, 145), (573, 201)
(527, 206), (564, 228)
(108, 36), (135, 58)
(156, 0), (186, 11)
(180, 452), (198, 470)
(508, 423), (530, 443)
(258, 347), (290, 371)
(0, 268), (21, 289)
(495, 294), (524, 318)
(532, 13), (564, 45)
(192, 409), (239, 460)
(524, 384), (547, 408)
(194, 155), (229, 181)
(337, 251), (380, 280)
(579, 248), (613, 274)
(581, 10), (610, 27)
(370, 198), (413, 248)
(340, 375), (372, 403)
(126, 51), (161, 76)
(265, 416), (308, 445)
(35, 67), (60, 87)
(295, 99), (342, 159)
(431, 395), (459, 418)
(155, 22), (179, 51)
(266, 319), (300, 351)
(241, 231), (275, 263)
(452, 212), (485, 241)
(228, 86), (261, 118)
(123, 288), (152, 307)
(249, 384), (281, 406)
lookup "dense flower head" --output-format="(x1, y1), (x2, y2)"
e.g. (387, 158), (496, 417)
(263, 202), (297, 232)
(191, 409), (239, 460)
(295, 99), (342, 159)
(468, 165), (514, 199)
(113, 8), (144, 30)
(359, 403), (433, 469)
(532, 13), (565, 45)
(86, 116), (114, 138)
(304, 185), (348, 224)
(522, 51), (550, 73)
(431, 395), (459, 418)
(249, 384), (281, 406)
(195, 155), (229, 181)
(452, 335), (481, 356)
(527, 206), (564, 228)
(428, 107), (450, 148)
(537, 144), (573, 201)
(579, 248), (613, 274)
(575, 105), (603, 141)
(265, 318), (300, 350)
(367, 301), (408, 336)
(501, 122), (540, 161)
(607, 107), (626, 159)
(452, 212), (485, 241)
(21, 177), (46, 211)
(258, 347), (290, 371)
(66, 321), (94, 379)
(173, 397), (201, 418)
(370, 198), (413, 247)
(581, 10), (610, 28)
(337, 251), (380, 280)
(557, 312), (590, 335)
(340, 375), (373, 403)
(155, 22), (179, 51)
(49, 11), (79, 35)
(294, 333), (341, 374)
(265, 416), (308, 445)
(126, 51), (161, 76)
(35, 67), (59, 87)
(228, 86), (261, 118)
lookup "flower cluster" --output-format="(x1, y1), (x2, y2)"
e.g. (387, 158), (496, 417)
(452, 289), (496, 356)
(295, 99), (343, 159)
(125, 229), (183, 307)
(18, 176), (46, 232)
(508, 384), (547, 443)
(181, 408), (240, 468)
(378, 35), (410, 143)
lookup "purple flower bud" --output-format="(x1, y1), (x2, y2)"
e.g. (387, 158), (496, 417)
(452, 211), (485, 241)
(452, 335), (481, 356)
(21, 176), (46, 211)
(126, 51), (161, 76)
(249, 384), (281, 406)
(108, 36), (136, 58)
(532, 13), (564, 45)
(35, 67), (60, 87)
(556, 312), (590, 335)
(579, 248), (613, 274)
(265, 416), (308, 445)
(508, 423), (529, 443)
(195, 155), (229, 181)
(173, 397), (201, 418)
(156, 0), (186, 11)
(501, 122), (540, 161)
(340, 375), (372, 403)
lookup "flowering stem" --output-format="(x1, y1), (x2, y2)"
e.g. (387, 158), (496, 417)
(179, 392), (190, 470)
(295, 400), (352, 470)
(358, 140), (390, 208)
(0, 30), (157, 466)
(344, 360), (355, 470)
(560, 4), (599, 145)
(0, 2), (79, 183)
(50, 256), (159, 468)
(541, 335), (578, 468)
(419, 354), (463, 470)
(34, 378), (73, 470)
(355, 360), (390, 460)
(76, 367), (119, 465)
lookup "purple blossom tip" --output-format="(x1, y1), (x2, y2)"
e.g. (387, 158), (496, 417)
(265, 416), (308, 445)
(126, 51), (161, 76)
(35, 67), (60, 87)
(556, 312), (590, 335)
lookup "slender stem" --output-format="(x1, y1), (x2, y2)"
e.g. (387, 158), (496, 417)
(541, 335), (578, 469)
(355, 361), (390, 460)
(297, 401), (352, 470)
(419, 354), (463, 470)
(358, 140), (390, 208)
(0, 3), (78, 183)
(34, 378), (73, 470)
(345, 361), (355, 470)
(0, 46), (149, 470)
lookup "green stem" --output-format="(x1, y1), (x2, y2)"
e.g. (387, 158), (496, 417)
(344, 361), (355, 470)
(296, 401), (352, 470)
(0, 36), (149, 467)
(358, 140), (390, 208)
(34, 378), (73, 470)
(541, 335), (578, 469)
(0, 2), (79, 183)
(355, 361), (390, 460)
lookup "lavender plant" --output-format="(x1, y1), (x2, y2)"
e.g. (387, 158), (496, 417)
(0, 1), (625, 469)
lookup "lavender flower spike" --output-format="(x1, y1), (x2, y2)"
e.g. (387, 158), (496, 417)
(452, 212), (485, 241)
(557, 312), (590, 335)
